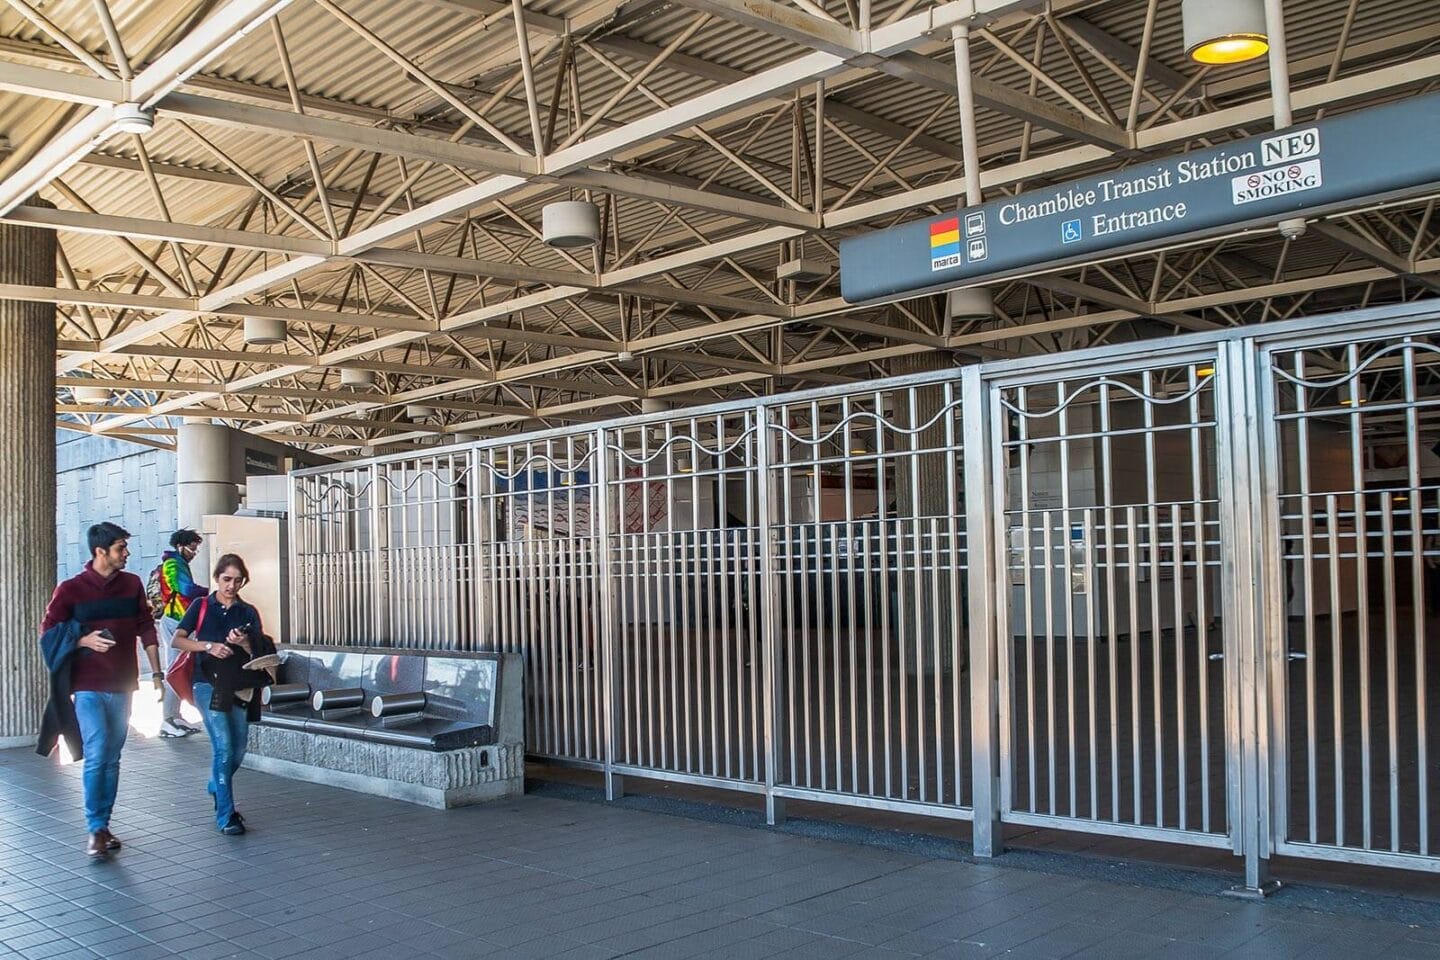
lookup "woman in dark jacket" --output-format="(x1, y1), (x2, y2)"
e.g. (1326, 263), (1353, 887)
(172, 554), (274, 835)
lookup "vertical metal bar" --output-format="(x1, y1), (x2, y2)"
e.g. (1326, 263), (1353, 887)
(758, 403), (783, 823)
(370, 462), (387, 644)
(1348, 343), (1373, 850)
(1382, 495), (1399, 852)
(1084, 504), (1098, 821)
(1056, 382), (1077, 819)
(905, 388), (920, 801)
(1226, 336), (1274, 892)
(964, 366), (1000, 853)
(944, 381), (963, 808)
(1403, 341), (1429, 855)
(1100, 382), (1120, 822)
(1172, 500), (1187, 831)
(831, 516), (844, 793)
(1143, 371), (1163, 828)
(878, 412), (894, 800)
(1019, 387), (1036, 814)
(596, 427), (621, 798)
(1043, 507), (1056, 815)
(843, 397), (860, 795)
(1328, 492), (1344, 846)
(1191, 370), (1213, 835)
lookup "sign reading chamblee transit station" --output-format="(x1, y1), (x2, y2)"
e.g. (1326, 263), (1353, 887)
(839, 91), (1440, 305)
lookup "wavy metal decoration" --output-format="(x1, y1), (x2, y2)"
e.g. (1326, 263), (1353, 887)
(294, 476), (374, 508)
(476, 445), (598, 484)
(1269, 339), (1440, 390)
(769, 401), (963, 447)
(379, 464), (474, 496)
(999, 373), (1214, 419)
(609, 426), (757, 465)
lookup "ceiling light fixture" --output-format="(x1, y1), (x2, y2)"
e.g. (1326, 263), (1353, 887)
(340, 367), (376, 388)
(947, 286), (994, 322)
(1182, 0), (1268, 65)
(111, 103), (154, 135)
(542, 200), (600, 248)
(244, 316), (287, 345)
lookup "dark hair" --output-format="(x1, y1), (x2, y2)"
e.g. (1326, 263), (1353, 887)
(87, 522), (130, 558)
(170, 528), (202, 548)
(213, 553), (250, 585)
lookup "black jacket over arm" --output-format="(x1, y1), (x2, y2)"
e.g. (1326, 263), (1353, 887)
(36, 620), (86, 759)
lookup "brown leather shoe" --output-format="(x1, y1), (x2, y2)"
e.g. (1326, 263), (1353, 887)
(98, 828), (121, 851)
(86, 832), (107, 857)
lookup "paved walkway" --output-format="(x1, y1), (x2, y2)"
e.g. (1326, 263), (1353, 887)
(3, 736), (1439, 960)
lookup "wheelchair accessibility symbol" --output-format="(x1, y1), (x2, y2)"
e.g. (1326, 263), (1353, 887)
(1061, 219), (1083, 244)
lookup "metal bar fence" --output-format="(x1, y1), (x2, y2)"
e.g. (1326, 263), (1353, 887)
(288, 302), (1440, 878)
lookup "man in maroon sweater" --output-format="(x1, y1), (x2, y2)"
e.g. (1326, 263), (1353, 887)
(40, 522), (161, 857)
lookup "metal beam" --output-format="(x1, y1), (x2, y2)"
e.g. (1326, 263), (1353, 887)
(0, 0), (297, 214)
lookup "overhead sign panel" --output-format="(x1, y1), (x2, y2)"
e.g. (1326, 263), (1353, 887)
(839, 92), (1440, 304)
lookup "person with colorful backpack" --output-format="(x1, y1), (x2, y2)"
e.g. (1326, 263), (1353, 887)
(145, 529), (208, 737)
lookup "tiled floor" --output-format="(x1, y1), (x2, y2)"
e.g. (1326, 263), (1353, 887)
(3, 736), (1439, 960)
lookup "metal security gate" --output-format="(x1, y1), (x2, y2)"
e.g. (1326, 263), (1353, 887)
(288, 301), (1440, 880)
(475, 435), (604, 765)
(990, 348), (1234, 849)
(604, 409), (766, 792)
(768, 381), (972, 817)
(1260, 322), (1440, 872)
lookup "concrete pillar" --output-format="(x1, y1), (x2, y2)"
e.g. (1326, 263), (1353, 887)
(177, 420), (239, 585)
(0, 203), (56, 748)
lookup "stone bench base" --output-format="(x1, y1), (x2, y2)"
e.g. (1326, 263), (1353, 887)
(244, 725), (524, 809)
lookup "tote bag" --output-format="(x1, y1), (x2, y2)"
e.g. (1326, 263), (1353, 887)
(164, 598), (208, 707)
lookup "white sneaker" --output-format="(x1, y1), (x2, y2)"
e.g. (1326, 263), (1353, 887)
(158, 719), (189, 738)
(175, 718), (203, 734)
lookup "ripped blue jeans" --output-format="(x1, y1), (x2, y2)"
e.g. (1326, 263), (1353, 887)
(191, 681), (249, 828)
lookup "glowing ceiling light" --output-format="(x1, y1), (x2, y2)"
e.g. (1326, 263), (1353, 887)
(1182, 0), (1268, 65)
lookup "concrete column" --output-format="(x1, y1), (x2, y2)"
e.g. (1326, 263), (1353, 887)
(0, 202), (56, 748)
(177, 420), (239, 585)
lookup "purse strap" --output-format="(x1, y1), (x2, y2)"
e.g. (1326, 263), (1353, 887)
(194, 597), (209, 643)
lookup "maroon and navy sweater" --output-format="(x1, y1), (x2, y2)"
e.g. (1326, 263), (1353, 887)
(40, 562), (158, 693)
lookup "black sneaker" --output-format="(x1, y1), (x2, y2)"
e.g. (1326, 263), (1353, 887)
(219, 815), (246, 836)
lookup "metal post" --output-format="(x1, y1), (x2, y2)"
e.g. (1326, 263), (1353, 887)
(595, 427), (624, 799)
(1218, 338), (1281, 898)
(951, 24), (983, 208)
(1263, 0), (1306, 242)
(962, 366), (1002, 856)
(370, 461), (389, 645)
(757, 405), (785, 825)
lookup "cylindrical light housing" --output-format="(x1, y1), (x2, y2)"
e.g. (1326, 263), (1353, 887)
(340, 367), (375, 388)
(404, 403), (434, 420)
(1182, 0), (1268, 65)
(542, 200), (601, 248)
(111, 102), (154, 135)
(947, 286), (995, 322)
(244, 315), (287, 345)
(72, 386), (109, 404)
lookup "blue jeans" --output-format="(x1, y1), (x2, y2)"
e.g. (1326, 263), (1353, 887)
(73, 691), (131, 833)
(192, 682), (249, 828)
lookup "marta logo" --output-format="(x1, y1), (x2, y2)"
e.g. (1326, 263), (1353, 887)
(930, 217), (962, 271)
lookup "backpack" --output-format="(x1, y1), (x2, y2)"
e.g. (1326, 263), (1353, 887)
(145, 563), (166, 620)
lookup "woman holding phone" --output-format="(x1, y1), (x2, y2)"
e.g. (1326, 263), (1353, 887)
(171, 553), (276, 835)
